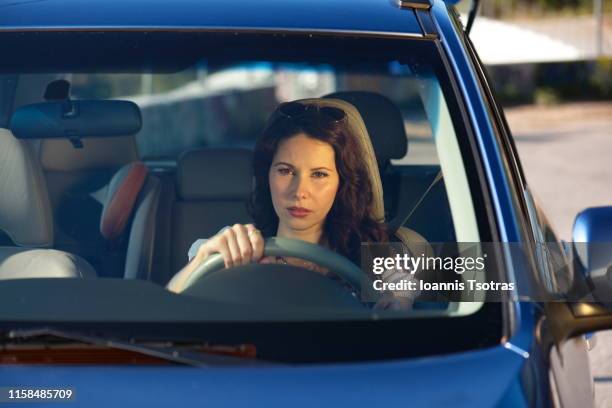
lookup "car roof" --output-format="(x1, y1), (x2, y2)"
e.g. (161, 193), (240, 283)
(0, 0), (428, 37)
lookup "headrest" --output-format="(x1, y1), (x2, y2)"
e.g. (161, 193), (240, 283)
(40, 135), (139, 172)
(177, 148), (253, 201)
(295, 98), (385, 222)
(100, 161), (148, 240)
(0, 129), (53, 246)
(9, 100), (142, 140)
(324, 91), (408, 165)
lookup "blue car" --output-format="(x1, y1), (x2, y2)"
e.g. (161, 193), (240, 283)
(0, 0), (609, 406)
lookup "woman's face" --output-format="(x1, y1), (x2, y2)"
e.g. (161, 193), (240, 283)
(269, 133), (340, 240)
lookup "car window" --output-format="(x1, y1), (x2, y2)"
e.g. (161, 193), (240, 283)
(66, 64), (477, 231)
(0, 32), (503, 361)
(67, 65), (440, 164)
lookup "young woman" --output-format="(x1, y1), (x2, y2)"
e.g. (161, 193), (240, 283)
(168, 101), (416, 307)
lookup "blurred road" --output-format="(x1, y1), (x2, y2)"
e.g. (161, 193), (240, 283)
(507, 102), (612, 240)
(507, 101), (612, 408)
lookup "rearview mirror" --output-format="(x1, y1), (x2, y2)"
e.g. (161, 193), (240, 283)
(9, 100), (142, 148)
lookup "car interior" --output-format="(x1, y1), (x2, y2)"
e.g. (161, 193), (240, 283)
(0, 63), (468, 314)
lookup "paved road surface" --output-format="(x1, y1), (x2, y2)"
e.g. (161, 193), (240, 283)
(506, 102), (612, 241)
(506, 101), (612, 407)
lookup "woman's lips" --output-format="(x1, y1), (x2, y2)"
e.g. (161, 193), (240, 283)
(287, 206), (312, 218)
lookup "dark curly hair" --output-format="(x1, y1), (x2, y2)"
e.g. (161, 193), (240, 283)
(248, 104), (388, 264)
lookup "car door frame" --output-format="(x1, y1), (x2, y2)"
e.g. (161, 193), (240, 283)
(451, 8), (596, 406)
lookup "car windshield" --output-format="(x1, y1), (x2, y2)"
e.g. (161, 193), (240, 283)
(0, 31), (503, 362)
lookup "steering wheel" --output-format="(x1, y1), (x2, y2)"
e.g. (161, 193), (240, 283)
(181, 237), (369, 295)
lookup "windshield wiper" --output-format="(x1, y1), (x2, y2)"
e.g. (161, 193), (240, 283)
(2, 327), (278, 367)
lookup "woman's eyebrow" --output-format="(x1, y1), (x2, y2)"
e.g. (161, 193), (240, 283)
(273, 162), (334, 171)
(273, 161), (294, 167)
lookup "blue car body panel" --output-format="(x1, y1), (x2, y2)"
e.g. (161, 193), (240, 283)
(431, 8), (539, 404)
(431, 0), (536, 355)
(0, 0), (564, 406)
(0, 0), (422, 36)
(2, 345), (526, 407)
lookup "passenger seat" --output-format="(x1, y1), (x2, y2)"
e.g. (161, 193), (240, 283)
(170, 148), (254, 278)
(107, 147), (254, 285)
(0, 129), (96, 279)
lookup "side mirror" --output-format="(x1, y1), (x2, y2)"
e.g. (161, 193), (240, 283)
(545, 207), (612, 343)
(572, 206), (612, 302)
(544, 207), (612, 345)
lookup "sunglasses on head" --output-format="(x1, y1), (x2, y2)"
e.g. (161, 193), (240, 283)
(277, 102), (347, 123)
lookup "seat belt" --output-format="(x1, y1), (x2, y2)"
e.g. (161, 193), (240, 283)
(388, 170), (443, 233)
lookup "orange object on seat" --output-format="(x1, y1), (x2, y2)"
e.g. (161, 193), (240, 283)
(100, 162), (148, 240)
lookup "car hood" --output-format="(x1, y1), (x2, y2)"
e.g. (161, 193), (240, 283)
(0, 344), (526, 407)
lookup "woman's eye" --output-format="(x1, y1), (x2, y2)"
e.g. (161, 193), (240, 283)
(277, 167), (293, 176)
(312, 171), (328, 178)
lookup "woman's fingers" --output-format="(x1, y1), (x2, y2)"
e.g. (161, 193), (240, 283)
(209, 228), (237, 268)
(246, 224), (264, 262)
(222, 227), (242, 267)
(232, 224), (253, 265)
(205, 224), (264, 268)
(215, 241), (234, 270)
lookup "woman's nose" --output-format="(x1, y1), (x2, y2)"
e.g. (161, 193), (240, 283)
(291, 173), (310, 199)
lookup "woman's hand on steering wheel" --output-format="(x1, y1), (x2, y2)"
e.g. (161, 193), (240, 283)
(178, 237), (368, 297)
(194, 224), (265, 268)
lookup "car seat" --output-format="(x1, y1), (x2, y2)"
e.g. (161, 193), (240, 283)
(308, 97), (433, 256)
(103, 147), (254, 285)
(111, 96), (432, 284)
(0, 128), (96, 279)
(169, 148), (254, 278)
(325, 91), (454, 243)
